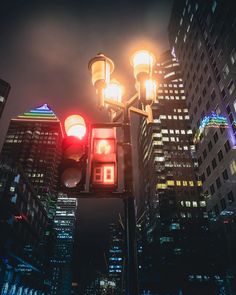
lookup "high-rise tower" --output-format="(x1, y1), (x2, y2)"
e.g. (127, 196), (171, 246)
(168, 2), (236, 291)
(0, 78), (11, 118)
(168, 0), (236, 222)
(51, 193), (78, 295)
(138, 50), (225, 294)
(0, 104), (63, 206)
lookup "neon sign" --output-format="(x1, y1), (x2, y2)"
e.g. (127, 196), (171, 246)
(194, 112), (228, 143)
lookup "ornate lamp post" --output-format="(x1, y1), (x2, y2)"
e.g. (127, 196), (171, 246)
(88, 50), (157, 295)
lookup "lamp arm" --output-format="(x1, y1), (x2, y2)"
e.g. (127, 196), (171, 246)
(104, 98), (125, 109)
(128, 106), (148, 117)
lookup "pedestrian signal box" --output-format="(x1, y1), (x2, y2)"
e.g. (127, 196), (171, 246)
(90, 127), (117, 190)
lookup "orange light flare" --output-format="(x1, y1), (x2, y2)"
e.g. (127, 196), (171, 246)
(104, 80), (123, 103)
(145, 79), (157, 101)
(64, 115), (86, 139)
(131, 50), (156, 79)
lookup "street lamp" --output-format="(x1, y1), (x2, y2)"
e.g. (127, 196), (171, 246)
(89, 49), (157, 295)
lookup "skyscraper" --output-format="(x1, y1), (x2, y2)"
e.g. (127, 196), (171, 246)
(0, 78), (10, 119)
(0, 104), (63, 207)
(168, 2), (236, 291)
(51, 193), (78, 295)
(138, 50), (226, 294)
(0, 160), (48, 294)
(107, 223), (123, 295)
(168, 0), (236, 222)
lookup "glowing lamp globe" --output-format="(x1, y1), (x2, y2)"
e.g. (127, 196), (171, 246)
(65, 115), (86, 139)
(145, 79), (157, 102)
(131, 50), (156, 80)
(104, 80), (123, 103)
(88, 53), (114, 86)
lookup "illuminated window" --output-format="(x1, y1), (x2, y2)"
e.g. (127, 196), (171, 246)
(200, 201), (206, 207)
(183, 181), (188, 186)
(230, 160), (236, 175)
(192, 201), (198, 207)
(156, 183), (167, 189)
(160, 115), (166, 119)
(175, 130), (180, 134)
(170, 129), (174, 134)
(189, 181), (194, 186)
(176, 181), (181, 186)
(162, 129), (168, 134)
(231, 49), (236, 65)
(173, 115), (178, 119)
(197, 180), (202, 186)
(170, 137), (175, 142)
(167, 180), (175, 186)
(181, 130), (185, 134)
(186, 201), (191, 207)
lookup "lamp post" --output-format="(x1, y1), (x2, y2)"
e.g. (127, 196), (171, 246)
(88, 50), (157, 295)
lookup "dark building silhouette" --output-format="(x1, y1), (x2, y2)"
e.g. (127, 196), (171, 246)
(0, 161), (49, 294)
(107, 222), (124, 295)
(138, 50), (230, 294)
(0, 78), (10, 119)
(168, 0), (236, 292)
(0, 104), (63, 208)
(51, 193), (78, 295)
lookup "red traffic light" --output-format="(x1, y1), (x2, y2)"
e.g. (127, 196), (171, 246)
(64, 115), (86, 139)
(90, 127), (117, 190)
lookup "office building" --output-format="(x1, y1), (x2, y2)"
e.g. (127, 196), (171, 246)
(0, 78), (10, 118)
(51, 193), (78, 295)
(168, 1), (236, 291)
(168, 0), (236, 223)
(138, 50), (228, 294)
(107, 223), (123, 295)
(0, 160), (48, 294)
(0, 104), (63, 209)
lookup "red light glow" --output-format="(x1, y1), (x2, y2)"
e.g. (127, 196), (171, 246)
(103, 165), (115, 184)
(65, 115), (86, 139)
(97, 140), (112, 154)
(93, 164), (115, 185)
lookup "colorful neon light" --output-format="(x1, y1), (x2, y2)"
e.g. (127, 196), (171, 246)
(194, 112), (228, 143)
(16, 104), (59, 122)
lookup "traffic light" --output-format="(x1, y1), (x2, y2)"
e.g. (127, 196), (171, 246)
(60, 115), (88, 193)
(89, 127), (117, 191)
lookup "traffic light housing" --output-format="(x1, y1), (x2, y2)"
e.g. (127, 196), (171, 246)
(60, 115), (88, 194)
(89, 127), (117, 191)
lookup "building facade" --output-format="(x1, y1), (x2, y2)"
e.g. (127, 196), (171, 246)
(0, 104), (63, 209)
(0, 78), (10, 119)
(168, 0), (236, 226)
(138, 50), (230, 294)
(0, 161), (49, 294)
(51, 193), (78, 295)
(107, 223), (123, 295)
(168, 0), (236, 291)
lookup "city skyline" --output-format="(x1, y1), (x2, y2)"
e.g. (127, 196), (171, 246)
(0, 2), (173, 291)
(0, 0), (236, 294)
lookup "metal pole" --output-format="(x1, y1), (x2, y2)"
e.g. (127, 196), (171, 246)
(123, 105), (139, 295)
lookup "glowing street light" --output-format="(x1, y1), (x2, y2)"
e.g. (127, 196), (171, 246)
(131, 50), (156, 80)
(89, 48), (157, 295)
(104, 80), (123, 103)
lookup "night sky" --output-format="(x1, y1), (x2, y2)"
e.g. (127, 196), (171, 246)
(0, 0), (173, 290)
